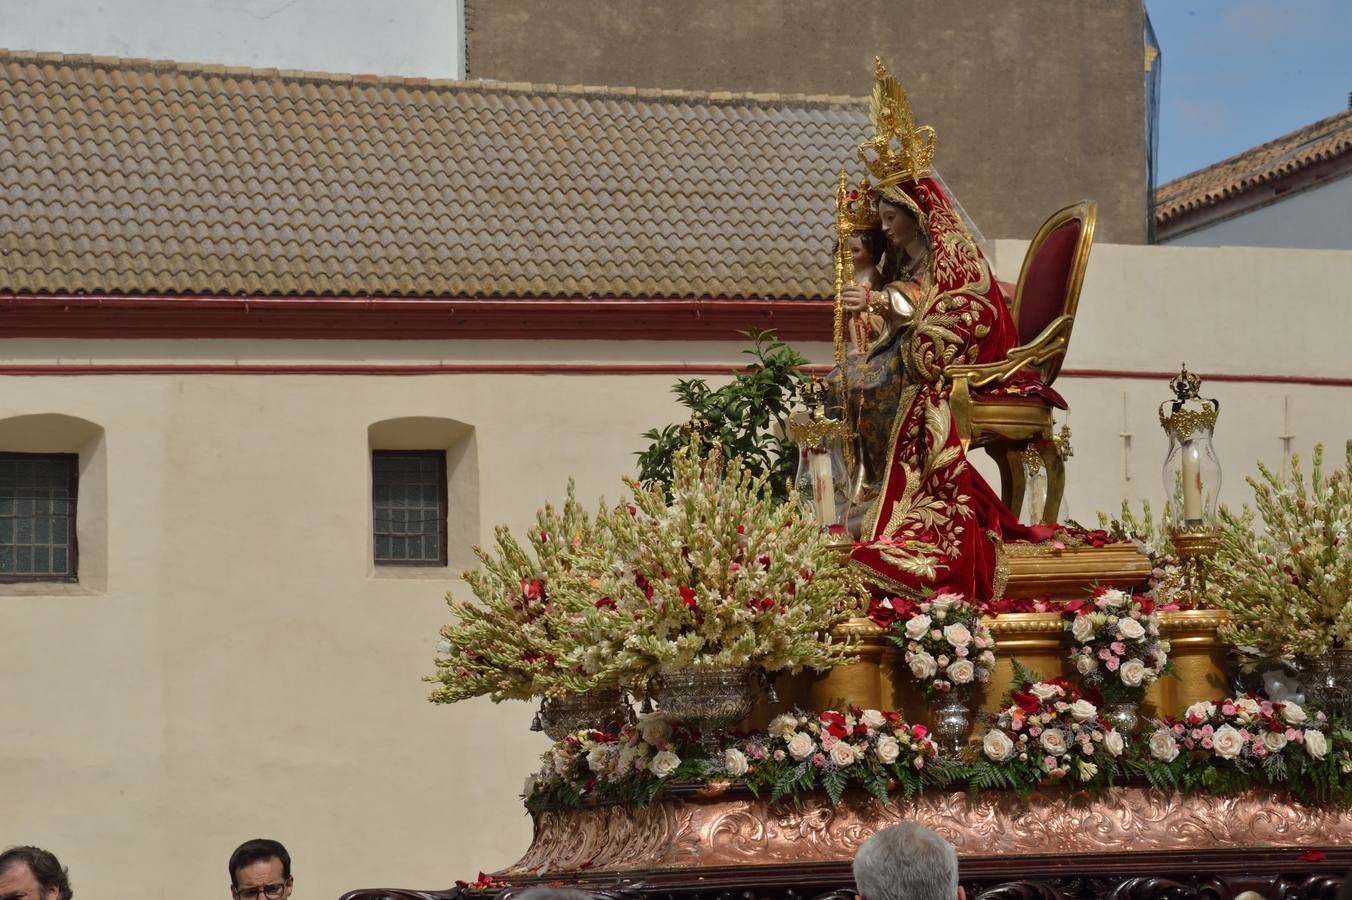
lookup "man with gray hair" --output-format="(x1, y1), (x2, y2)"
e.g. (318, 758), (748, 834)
(852, 822), (964, 900)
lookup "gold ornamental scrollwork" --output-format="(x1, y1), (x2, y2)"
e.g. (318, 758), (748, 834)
(505, 788), (1352, 876)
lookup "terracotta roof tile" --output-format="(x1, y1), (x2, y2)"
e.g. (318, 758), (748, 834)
(0, 49), (867, 299)
(1153, 108), (1352, 227)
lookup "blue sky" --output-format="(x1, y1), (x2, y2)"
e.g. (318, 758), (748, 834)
(1148, 0), (1352, 185)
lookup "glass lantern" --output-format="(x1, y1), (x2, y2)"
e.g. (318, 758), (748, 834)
(787, 381), (852, 532)
(1158, 367), (1222, 532)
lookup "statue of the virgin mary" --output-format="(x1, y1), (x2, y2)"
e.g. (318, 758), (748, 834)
(836, 59), (1053, 601)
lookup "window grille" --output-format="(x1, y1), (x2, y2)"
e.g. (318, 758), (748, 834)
(0, 452), (79, 582)
(372, 450), (448, 566)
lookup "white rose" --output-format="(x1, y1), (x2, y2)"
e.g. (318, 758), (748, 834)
(586, 746), (612, 774)
(1098, 588), (1128, 606)
(767, 713), (798, 738)
(1304, 729), (1329, 759)
(1071, 615), (1095, 643)
(1068, 699), (1098, 723)
(875, 734), (901, 765)
(1104, 730), (1125, 757)
(1211, 724), (1244, 759)
(943, 622), (973, 647)
(860, 709), (888, 729)
(909, 650), (938, 679)
(1281, 702), (1308, 725)
(829, 741), (859, 767)
(1262, 731), (1288, 753)
(1075, 655), (1098, 676)
(638, 715), (672, 745)
(787, 731), (816, 761)
(983, 729), (1015, 761)
(947, 659), (975, 684)
(1116, 617), (1146, 640)
(724, 748), (749, 777)
(1119, 659), (1148, 687)
(904, 614), (932, 640)
(1030, 683), (1062, 702)
(1148, 729), (1180, 762)
(1039, 728), (1070, 756)
(648, 749), (681, 777)
(1185, 701), (1216, 721)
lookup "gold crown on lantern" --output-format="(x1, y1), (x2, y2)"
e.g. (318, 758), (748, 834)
(1158, 364), (1220, 440)
(857, 57), (937, 191)
(836, 172), (881, 233)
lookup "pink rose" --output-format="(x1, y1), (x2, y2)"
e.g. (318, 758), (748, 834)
(811, 753), (826, 768)
(1105, 657), (1120, 671)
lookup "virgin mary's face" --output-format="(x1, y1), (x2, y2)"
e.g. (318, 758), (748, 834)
(878, 200), (920, 251)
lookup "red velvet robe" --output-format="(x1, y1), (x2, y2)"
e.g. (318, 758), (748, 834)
(849, 177), (1052, 600)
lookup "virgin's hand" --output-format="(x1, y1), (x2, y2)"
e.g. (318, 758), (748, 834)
(841, 284), (869, 313)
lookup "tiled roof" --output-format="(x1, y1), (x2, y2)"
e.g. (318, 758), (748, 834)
(0, 49), (866, 299)
(1153, 108), (1352, 227)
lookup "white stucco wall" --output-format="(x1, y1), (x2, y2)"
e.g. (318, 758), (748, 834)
(2, 242), (1352, 897)
(0, 0), (464, 77)
(1159, 171), (1352, 250)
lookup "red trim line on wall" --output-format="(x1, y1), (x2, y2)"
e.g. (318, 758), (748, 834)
(0, 362), (1350, 389)
(0, 294), (833, 341)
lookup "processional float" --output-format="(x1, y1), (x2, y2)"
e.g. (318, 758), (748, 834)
(342, 58), (1352, 900)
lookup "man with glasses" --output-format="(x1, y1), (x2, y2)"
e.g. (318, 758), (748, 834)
(228, 838), (293, 900)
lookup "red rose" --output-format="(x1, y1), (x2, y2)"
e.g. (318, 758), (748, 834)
(1011, 690), (1042, 714)
(595, 597), (616, 609)
(679, 586), (698, 610)
(911, 724), (928, 739)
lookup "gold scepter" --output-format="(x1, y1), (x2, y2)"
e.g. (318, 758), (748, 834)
(832, 169), (858, 475)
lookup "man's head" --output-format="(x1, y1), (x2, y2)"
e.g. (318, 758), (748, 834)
(228, 839), (292, 900)
(852, 822), (962, 900)
(0, 846), (72, 900)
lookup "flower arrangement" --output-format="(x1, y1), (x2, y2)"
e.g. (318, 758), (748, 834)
(968, 672), (1125, 792)
(524, 707), (953, 811)
(873, 593), (996, 701)
(1209, 443), (1352, 659)
(426, 483), (629, 703)
(429, 438), (864, 708)
(564, 441), (864, 676)
(740, 708), (948, 805)
(1062, 587), (1171, 703)
(525, 714), (705, 811)
(1136, 695), (1352, 804)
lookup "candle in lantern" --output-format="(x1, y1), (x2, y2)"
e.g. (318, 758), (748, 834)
(1181, 439), (1203, 524)
(810, 448), (836, 525)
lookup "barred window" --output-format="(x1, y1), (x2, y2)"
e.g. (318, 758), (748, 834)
(0, 452), (79, 582)
(372, 450), (448, 566)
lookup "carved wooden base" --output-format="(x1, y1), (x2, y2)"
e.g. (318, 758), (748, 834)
(506, 785), (1352, 874)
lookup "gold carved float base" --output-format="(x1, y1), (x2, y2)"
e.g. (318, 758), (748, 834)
(764, 608), (1231, 727)
(506, 787), (1352, 876)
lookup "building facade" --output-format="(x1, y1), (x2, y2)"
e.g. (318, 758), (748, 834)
(1154, 107), (1352, 248)
(465, 0), (1151, 245)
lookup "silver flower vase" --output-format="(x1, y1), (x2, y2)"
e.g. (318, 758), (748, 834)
(534, 688), (630, 742)
(652, 668), (758, 746)
(1103, 700), (1140, 737)
(1301, 650), (1352, 715)
(931, 691), (974, 759)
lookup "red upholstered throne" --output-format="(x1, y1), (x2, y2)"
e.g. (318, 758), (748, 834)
(946, 200), (1097, 524)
